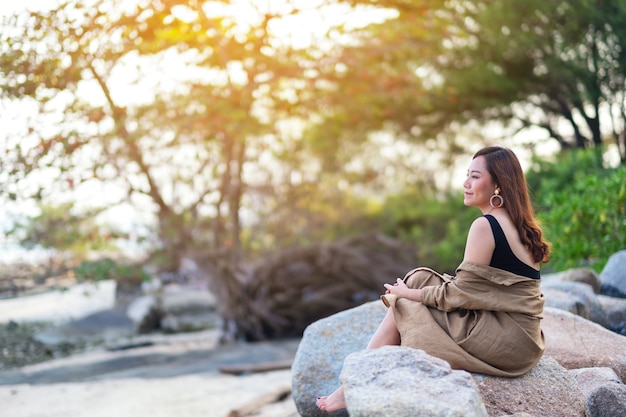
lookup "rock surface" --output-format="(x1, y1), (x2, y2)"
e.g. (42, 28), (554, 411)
(342, 346), (489, 417)
(560, 267), (602, 293)
(597, 294), (626, 336)
(291, 301), (387, 417)
(571, 367), (626, 417)
(292, 300), (626, 417)
(600, 250), (626, 297)
(542, 307), (626, 381)
(542, 281), (608, 327)
(474, 356), (587, 417)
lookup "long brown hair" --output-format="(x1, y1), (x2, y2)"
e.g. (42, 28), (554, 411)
(473, 146), (551, 263)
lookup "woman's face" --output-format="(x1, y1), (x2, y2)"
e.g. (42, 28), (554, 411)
(463, 156), (497, 211)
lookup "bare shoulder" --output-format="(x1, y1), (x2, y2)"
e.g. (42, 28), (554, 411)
(469, 216), (491, 233)
(463, 216), (495, 264)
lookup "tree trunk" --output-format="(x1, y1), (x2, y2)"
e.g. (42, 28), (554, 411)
(188, 233), (419, 343)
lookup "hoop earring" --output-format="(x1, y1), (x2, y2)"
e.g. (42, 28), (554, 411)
(490, 189), (504, 208)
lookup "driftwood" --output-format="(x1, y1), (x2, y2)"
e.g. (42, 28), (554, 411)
(219, 359), (293, 375)
(227, 385), (293, 417)
(189, 233), (418, 343)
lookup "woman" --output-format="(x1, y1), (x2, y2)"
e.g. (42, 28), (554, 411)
(316, 146), (551, 412)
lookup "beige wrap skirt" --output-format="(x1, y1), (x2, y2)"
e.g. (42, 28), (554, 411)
(381, 267), (544, 377)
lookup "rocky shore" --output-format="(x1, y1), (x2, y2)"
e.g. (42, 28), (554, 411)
(0, 320), (76, 370)
(0, 262), (300, 417)
(2, 251), (626, 416)
(0, 328), (300, 417)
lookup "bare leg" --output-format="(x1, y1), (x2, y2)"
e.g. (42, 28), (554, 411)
(316, 309), (400, 412)
(366, 308), (401, 349)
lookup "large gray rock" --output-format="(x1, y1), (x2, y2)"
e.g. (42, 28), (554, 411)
(543, 307), (626, 381)
(291, 301), (387, 417)
(33, 307), (135, 348)
(597, 294), (626, 336)
(126, 295), (157, 328)
(126, 284), (219, 333)
(341, 346), (488, 417)
(159, 285), (218, 332)
(541, 286), (587, 317)
(570, 367), (626, 417)
(542, 281), (608, 328)
(474, 356), (587, 417)
(600, 251), (626, 297)
(292, 301), (624, 417)
(561, 268), (602, 293)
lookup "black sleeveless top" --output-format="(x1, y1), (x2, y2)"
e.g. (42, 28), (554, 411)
(484, 214), (541, 279)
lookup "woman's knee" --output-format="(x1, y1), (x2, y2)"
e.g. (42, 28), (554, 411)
(404, 269), (443, 288)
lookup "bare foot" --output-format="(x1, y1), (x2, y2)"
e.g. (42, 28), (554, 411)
(316, 386), (346, 412)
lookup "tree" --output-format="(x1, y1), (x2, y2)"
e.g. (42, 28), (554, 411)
(298, 0), (470, 172)
(302, 0), (626, 163)
(0, 0), (321, 270)
(6, 1), (623, 269)
(434, 0), (626, 162)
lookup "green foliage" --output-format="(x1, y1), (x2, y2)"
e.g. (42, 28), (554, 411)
(526, 148), (606, 202)
(528, 149), (626, 272)
(318, 0), (626, 161)
(537, 164), (626, 272)
(74, 258), (150, 286)
(8, 202), (117, 258)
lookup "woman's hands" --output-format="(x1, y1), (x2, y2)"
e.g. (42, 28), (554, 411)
(384, 278), (422, 302)
(384, 278), (408, 296)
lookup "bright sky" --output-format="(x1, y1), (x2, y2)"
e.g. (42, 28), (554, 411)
(0, 0), (59, 15)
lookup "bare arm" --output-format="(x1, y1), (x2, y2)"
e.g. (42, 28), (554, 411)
(384, 217), (495, 303)
(462, 216), (495, 265)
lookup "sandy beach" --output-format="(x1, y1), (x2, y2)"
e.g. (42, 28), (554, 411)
(0, 329), (299, 417)
(1, 370), (294, 417)
(0, 282), (300, 417)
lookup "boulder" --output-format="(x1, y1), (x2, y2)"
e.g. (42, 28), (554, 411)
(291, 301), (626, 417)
(560, 268), (602, 293)
(125, 284), (219, 333)
(542, 281), (608, 327)
(341, 346), (488, 417)
(159, 285), (218, 332)
(570, 367), (626, 417)
(600, 251), (626, 297)
(474, 356), (586, 417)
(126, 295), (158, 329)
(597, 294), (626, 336)
(543, 307), (626, 381)
(291, 301), (387, 417)
(541, 286), (587, 317)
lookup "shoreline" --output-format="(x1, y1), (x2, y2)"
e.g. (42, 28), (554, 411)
(1, 328), (301, 417)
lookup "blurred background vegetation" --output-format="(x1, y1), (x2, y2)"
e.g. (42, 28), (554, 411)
(1, 0), (625, 282)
